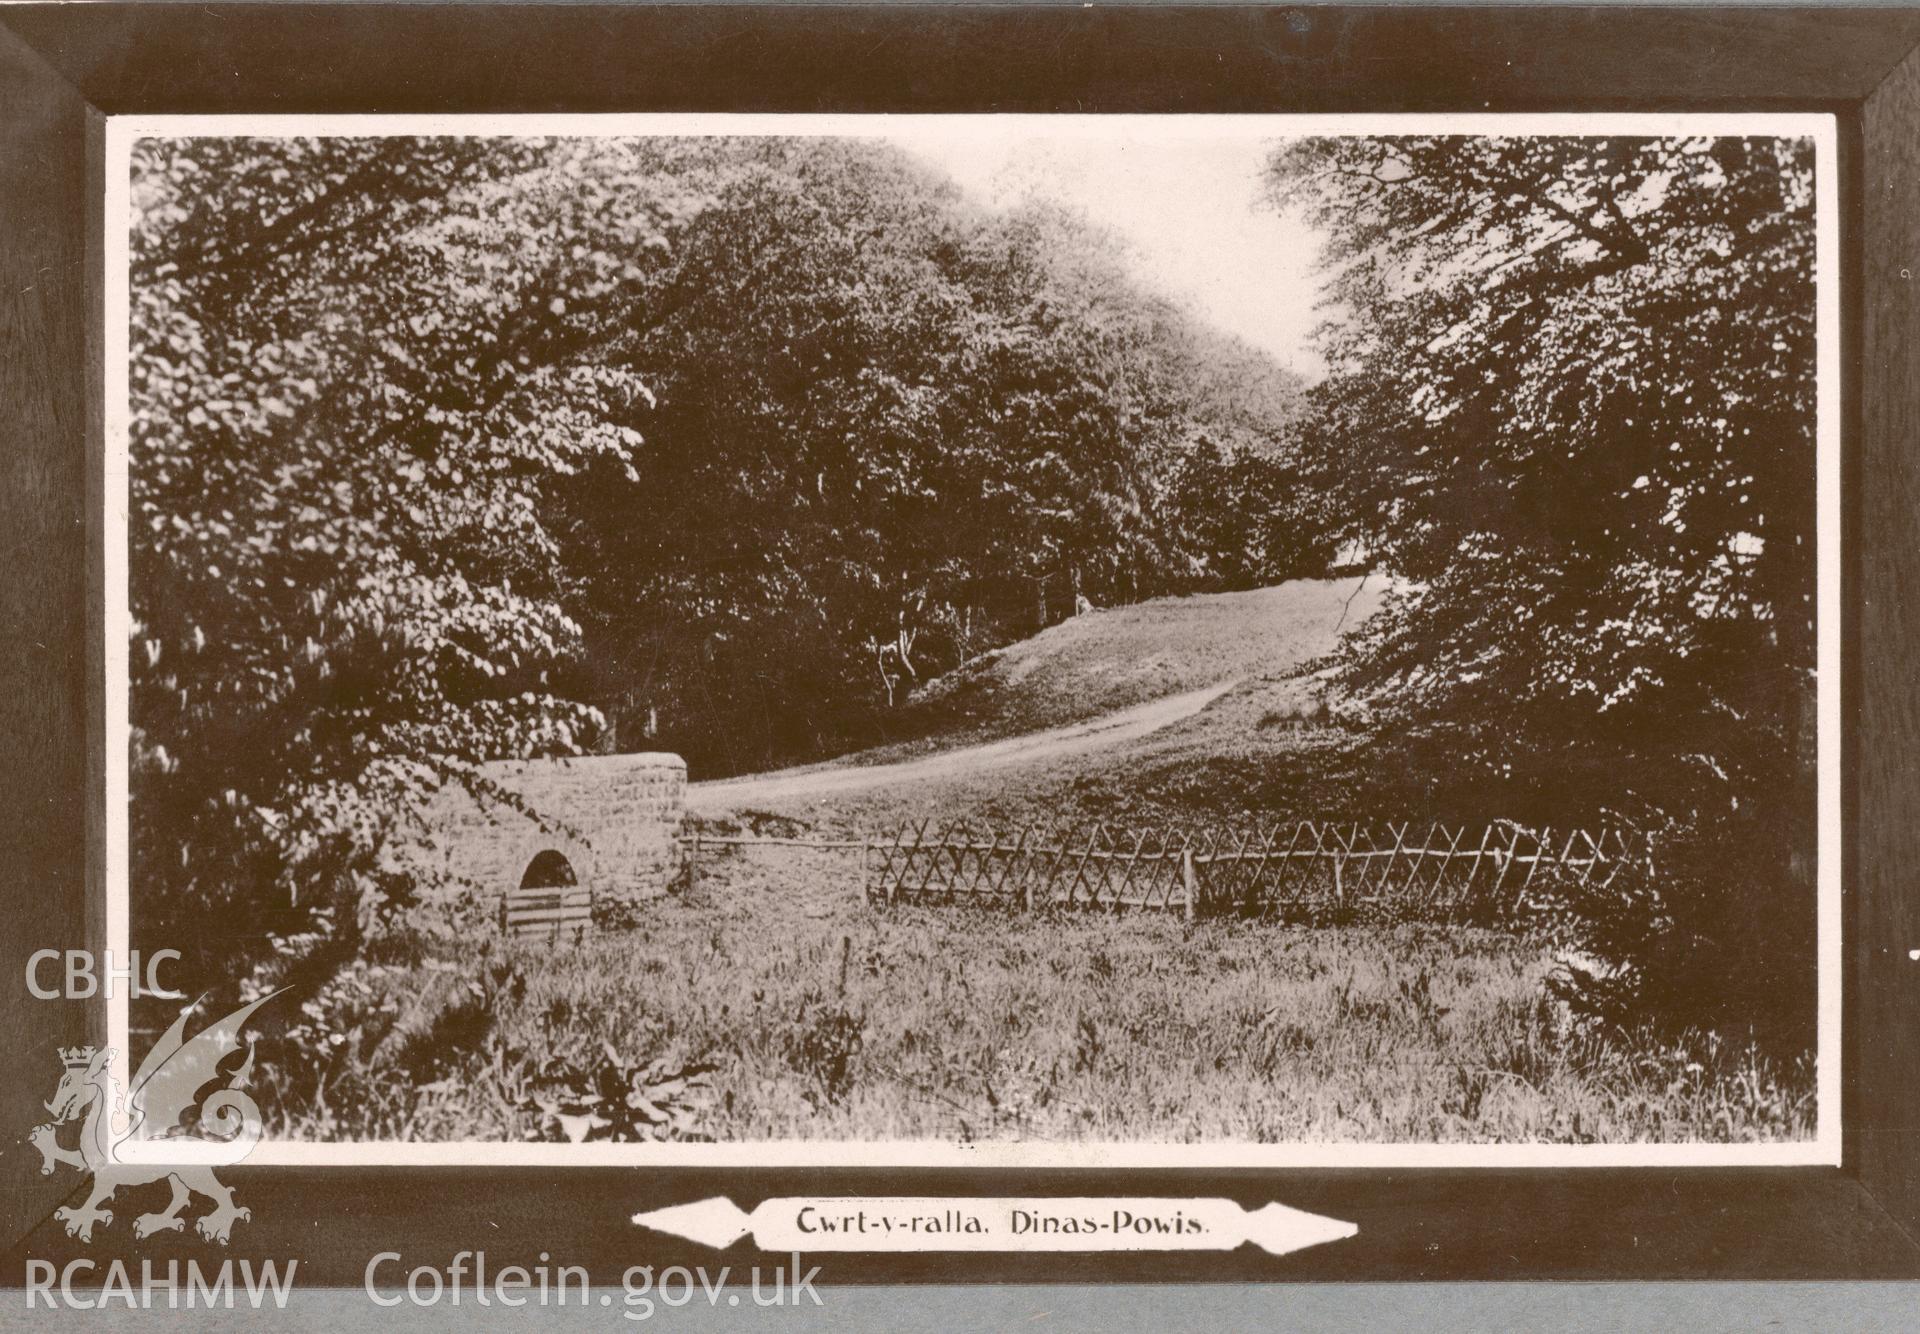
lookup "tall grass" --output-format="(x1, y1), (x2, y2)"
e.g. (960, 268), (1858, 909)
(259, 844), (1812, 1145)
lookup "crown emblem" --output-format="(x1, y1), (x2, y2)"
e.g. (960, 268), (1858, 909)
(59, 1046), (96, 1069)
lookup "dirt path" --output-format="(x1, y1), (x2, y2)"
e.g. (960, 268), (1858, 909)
(687, 678), (1238, 812)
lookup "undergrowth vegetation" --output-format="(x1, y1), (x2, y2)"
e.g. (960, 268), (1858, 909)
(257, 844), (1813, 1145)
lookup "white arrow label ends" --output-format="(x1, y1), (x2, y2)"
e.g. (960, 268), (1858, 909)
(1240, 1201), (1360, 1257)
(631, 1196), (753, 1250)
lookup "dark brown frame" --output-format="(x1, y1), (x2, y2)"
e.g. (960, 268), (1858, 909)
(4, 4), (1918, 1283)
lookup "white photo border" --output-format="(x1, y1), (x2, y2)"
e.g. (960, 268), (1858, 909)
(103, 112), (1842, 1169)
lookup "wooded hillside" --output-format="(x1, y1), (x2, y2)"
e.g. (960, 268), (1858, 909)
(128, 135), (1323, 974)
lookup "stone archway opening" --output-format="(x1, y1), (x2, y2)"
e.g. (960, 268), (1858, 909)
(385, 752), (686, 922)
(520, 849), (578, 890)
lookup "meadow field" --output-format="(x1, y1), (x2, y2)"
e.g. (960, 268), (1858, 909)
(265, 839), (1813, 1146)
(243, 580), (1815, 1147)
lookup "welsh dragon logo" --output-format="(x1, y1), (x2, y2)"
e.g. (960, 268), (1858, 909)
(30, 990), (285, 1245)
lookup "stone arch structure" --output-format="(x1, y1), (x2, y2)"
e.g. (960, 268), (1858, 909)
(519, 848), (579, 889)
(385, 752), (686, 912)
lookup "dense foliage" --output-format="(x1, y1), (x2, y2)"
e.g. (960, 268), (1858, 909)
(131, 137), (714, 984)
(554, 140), (1320, 775)
(1265, 136), (1819, 1040)
(130, 135), (1319, 988)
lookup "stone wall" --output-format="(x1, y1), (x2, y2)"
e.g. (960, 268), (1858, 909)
(386, 752), (686, 912)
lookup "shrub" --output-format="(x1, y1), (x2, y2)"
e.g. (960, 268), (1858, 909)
(1538, 808), (1815, 1054)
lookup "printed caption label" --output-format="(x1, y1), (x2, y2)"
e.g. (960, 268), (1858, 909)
(636, 1196), (1356, 1257)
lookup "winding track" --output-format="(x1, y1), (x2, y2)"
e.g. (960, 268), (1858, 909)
(686, 678), (1237, 812)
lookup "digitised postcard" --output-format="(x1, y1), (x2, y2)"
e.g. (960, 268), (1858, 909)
(82, 113), (1839, 1194)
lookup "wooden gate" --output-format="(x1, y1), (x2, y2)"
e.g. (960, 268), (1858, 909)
(501, 850), (593, 939)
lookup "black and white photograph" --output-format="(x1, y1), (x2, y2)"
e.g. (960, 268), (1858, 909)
(102, 113), (1838, 1165)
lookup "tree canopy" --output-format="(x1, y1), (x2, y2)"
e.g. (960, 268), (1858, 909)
(1264, 135), (1817, 821)
(1265, 135), (1820, 1037)
(551, 138), (1320, 774)
(129, 136), (710, 966)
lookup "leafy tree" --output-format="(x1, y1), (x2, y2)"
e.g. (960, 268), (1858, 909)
(549, 139), (987, 769)
(129, 137), (695, 986)
(1265, 136), (1818, 1039)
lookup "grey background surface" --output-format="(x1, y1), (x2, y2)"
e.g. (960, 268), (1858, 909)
(5, 1282), (1920, 1330)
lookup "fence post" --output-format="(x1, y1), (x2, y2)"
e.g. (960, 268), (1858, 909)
(688, 830), (700, 897)
(886, 830), (898, 907)
(1182, 847), (1198, 922)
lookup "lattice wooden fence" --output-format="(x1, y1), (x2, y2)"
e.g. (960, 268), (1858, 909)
(862, 821), (1651, 922)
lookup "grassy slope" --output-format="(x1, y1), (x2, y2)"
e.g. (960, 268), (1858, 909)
(842, 576), (1386, 767)
(693, 576), (1469, 839)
